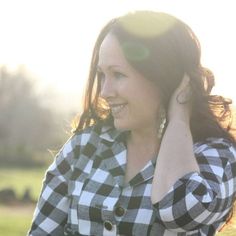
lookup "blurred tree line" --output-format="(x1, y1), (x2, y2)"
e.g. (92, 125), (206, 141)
(0, 66), (74, 168)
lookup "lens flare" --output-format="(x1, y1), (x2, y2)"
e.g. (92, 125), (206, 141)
(118, 12), (177, 38)
(122, 41), (149, 61)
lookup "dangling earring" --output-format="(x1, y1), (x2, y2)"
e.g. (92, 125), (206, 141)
(157, 106), (166, 139)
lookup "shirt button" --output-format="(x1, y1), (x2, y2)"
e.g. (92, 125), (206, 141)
(104, 220), (113, 231)
(64, 225), (74, 235)
(115, 206), (125, 217)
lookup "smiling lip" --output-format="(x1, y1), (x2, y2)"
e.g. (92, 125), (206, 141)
(109, 103), (127, 116)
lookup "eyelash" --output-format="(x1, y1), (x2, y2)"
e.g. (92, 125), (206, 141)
(113, 71), (126, 80)
(96, 71), (126, 81)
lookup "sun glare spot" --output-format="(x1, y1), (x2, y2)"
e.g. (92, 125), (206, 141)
(118, 11), (176, 38)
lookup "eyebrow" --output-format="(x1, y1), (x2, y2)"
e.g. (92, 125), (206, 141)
(96, 65), (122, 71)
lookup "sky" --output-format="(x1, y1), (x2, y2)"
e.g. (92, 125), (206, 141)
(0, 0), (236, 111)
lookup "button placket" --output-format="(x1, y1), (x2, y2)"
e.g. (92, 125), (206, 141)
(115, 206), (125, 217)
(101, 207), (117, 235)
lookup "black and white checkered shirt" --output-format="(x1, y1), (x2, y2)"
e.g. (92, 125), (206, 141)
(28, 124), (236, 236)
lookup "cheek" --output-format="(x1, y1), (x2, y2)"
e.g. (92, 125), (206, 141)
(140, 89), (160, 107)
(130, 94), (160, 121)
(140, 91), (161, 117)
(122, 77), (161, 112)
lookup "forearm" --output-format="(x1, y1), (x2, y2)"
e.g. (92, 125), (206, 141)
(151, 120), (200, 203)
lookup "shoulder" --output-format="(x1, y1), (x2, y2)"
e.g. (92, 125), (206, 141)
(193, 137), (236, 177)
(194, 138), (236, 161)
(67, 122), (119, 155)
(194, 137), (235, 149)
(67, 124), (102, 153)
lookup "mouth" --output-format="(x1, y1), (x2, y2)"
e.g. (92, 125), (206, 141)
(109, 103), (127, 116)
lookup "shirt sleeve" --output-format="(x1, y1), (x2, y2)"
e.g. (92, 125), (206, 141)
(153, 138), (236, 232)
(27, 133), (82, 236)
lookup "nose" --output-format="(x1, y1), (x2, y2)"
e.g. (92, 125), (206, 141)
(100, 78), (116, 99)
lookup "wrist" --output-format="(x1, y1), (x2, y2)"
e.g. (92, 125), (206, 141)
(168, 114), (190, 125)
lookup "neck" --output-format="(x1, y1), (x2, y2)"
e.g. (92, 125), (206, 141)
(127, 127), (160, 158)
(124, 127), (161, 184)
(129, 124), (159, 142)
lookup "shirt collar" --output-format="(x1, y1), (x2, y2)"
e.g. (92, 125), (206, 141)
(99, 125), (129, 143)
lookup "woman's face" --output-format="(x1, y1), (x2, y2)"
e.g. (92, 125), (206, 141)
(98, 34), (161, 133)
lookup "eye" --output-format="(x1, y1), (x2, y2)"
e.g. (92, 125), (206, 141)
(113, 71), (126, 80)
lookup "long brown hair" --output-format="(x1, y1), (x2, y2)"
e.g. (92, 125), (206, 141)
(75, 11), (235, 144)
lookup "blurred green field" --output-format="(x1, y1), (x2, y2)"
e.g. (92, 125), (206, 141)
(0, 204), (35, 236)
(0, 167), (47, 200)
(0, 167), (235, 236)
(0, 167), (47, 236)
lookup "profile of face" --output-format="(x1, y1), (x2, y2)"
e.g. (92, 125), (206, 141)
(98, 34), (161, 132)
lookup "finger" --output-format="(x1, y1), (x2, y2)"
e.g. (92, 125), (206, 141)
(179, 74), (190, 91)
(176, 75), (192, 104)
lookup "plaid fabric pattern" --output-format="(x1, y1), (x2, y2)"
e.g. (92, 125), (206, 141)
(28, 124), (236, 236)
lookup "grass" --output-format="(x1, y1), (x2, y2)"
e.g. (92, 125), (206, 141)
(0, 167), (47, 236)
(0, 167), (236, 235)
(0, 204), (35, 236)
(0, 167), (48, 201)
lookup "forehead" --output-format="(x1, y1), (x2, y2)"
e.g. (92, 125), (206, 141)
(98, 34), (128, 68)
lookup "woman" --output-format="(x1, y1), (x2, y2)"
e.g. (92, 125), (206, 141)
(28, 11), (236, 235)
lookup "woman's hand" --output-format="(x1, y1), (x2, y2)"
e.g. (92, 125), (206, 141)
(168, 74), (192, 124)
